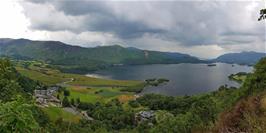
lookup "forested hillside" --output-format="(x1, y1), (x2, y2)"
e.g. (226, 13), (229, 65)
(0, 38), (202, 73)
(0, 58), (47, 132)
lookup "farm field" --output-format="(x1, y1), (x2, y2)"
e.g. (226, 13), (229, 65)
(58, 86), (134, 104)
(15, 61), (143, 87)
(15, 61), (144, 122)
(42, 106), (82, 123)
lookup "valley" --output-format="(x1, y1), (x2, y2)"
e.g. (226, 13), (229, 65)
(0, 1), (265, 132)
(1, 50), (266, 132)
(11, 59), (253, 126)
(0, 39), (264, 132)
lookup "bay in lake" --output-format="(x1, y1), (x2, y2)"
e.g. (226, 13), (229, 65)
(87, 63), (253, 96)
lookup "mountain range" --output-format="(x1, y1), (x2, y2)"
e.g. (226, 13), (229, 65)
(0, 38), (202, 73)
(0, 38), (265, 73)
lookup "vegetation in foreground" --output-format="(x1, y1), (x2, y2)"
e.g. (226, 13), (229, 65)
(1, 57), (266, 132)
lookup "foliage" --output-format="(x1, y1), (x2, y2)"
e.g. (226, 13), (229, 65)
(63, 89), (70, 96)
(0, 59), (41, 102)
(87, 99), (135, 130)
(0, 96), (39, 132)
(62, 96), (70, 107)
(128, 100), (140, 108)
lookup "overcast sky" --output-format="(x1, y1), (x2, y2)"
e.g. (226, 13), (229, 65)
(0, 0), (265, 58)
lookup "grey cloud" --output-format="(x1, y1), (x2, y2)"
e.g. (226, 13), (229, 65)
(21, 0), (265, 47)
(54, 1), (110, 16)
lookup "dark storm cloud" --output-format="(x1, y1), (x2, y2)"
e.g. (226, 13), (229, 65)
(21, 0), (265, 47)
(23, 0), (166, 39)
(54, 1), (110, 16)
(81, 12), (166, 39)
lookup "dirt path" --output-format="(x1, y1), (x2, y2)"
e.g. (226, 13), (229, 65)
(56, 78), (74, 87)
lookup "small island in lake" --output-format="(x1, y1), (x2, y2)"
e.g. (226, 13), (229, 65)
(207, 64), (217, 67)
(145, 78), (170, 86)
(228, 72), (249, 83)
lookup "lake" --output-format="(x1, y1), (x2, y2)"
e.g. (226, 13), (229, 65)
(86, 63), (253, 96)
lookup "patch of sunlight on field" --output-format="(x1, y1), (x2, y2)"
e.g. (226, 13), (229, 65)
(66, 73), (141, 87)
(16, 65), (143, 87)
(16, 67), (69, 85)
(97, 89), (123, 98)
(66, 87), (101, 103)
(64, 86), (133, 103)
(118, 95), (135, 103)
(42, 107), (81, 123)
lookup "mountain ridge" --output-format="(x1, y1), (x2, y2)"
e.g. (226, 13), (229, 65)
(0, 38), (265, 73)
(0, 38), (203, 73)
(212, 51), (266, 65)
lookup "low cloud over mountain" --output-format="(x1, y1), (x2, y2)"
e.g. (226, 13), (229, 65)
(1, 0), (265, 58)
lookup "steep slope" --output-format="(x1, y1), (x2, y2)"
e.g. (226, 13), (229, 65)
(214, 57), (266, 132)
(213, 51), (266, 65)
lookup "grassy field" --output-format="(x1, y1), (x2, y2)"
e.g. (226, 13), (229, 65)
(15, 61), (143, 87)
(231, 75), (246, 82)
(15, 61), (143, 104)
(15, 60), (143, 121)
(59, 86), (133, 103)
(16, 67), (69, 85)
(66, 73), (141, 87)
(42, 106), (82, 123)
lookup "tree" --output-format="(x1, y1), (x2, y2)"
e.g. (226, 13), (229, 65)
(57, 94), (60, 100)
(128, 100), (140, 108)
(71, 98), (75, 106)
(0, 79), (21, 102)
(0, 59), (21, 102)
(62, 97), (70, 107)
(63, 90), (70, 97)
(0, 96), (39, 132)
(258, 9), (266, 21)
(76, 98), (81, 105)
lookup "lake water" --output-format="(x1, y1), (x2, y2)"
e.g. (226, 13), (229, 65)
(87, 63), (253, 96)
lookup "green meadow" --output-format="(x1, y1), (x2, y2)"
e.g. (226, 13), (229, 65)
(42, 106), (82, 123)
(58, 86), (134, 104)
(15, 61), (142, 87)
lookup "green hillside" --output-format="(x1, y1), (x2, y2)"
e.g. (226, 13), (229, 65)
(0, 38), (203, 73)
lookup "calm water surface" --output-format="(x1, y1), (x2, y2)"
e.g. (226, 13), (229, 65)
(87, 63), (253, 96)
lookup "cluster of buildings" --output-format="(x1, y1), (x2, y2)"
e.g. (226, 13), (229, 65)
(34, 85), (156, 123)
(135, 110), (155, 124)
(34, 86), (60, 107)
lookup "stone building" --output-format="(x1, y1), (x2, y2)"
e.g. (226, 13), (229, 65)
(34, 86), (60, 106)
